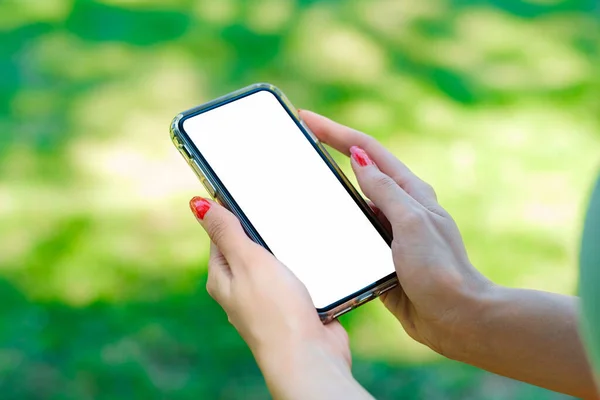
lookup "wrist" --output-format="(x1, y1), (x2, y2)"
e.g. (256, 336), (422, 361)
(254, 339), (363, 400)
(432, 276), (501, 362)
(255, 338), (351, 381)
(440, 282), (504, 363)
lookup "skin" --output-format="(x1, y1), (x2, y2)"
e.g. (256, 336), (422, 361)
(188, 110), (599, 399)
(189, 199), (372, 400)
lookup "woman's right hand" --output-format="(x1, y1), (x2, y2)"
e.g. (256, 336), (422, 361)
(300, 110), (493, 358)
(300, 110), (599, 398)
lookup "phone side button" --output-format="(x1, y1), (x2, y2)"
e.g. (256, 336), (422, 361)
(182, 143), (193, 159)
(377, 284), (396, 296)
(200, 177), (217, 198)
(190, 159), (217, 197)
(214, 195), (225, 206)
(189, 158), (205, 178)
(332, 306), (352, 320)
(356, 292), (374, 304)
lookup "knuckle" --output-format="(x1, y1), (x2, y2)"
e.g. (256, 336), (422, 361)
(428, 204), (449, 219)
(422, 182), (437, 198)
(239, 252), (265, 274)
(207, 219), (228, 245)
(372, 174), (396, 192)
(399, 208), (427, 231)
(361, 134), (379, 149)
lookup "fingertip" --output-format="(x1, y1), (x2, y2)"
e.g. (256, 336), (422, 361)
(349, 146), (377, 168)
(189, 196), (212, 221)
(296, 109), (328, 127)
(297, 108), (315, 116)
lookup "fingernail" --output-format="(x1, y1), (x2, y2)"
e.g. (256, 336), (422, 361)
(189, 196), (211, 220)
(350, 146), (375, 167)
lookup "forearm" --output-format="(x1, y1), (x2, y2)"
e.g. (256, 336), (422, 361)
(449, 285), (598, 399)
(255, 342), (373, 400)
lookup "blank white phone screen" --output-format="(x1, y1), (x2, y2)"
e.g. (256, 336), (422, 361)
(182, 90), (395, 309)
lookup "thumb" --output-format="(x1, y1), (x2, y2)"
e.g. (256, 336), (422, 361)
(189, 196), (255, 264)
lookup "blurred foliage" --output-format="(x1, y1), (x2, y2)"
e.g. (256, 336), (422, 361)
(0, 0), (598, 398)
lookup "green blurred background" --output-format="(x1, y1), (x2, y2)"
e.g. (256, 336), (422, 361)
(1, 0), (598, 398)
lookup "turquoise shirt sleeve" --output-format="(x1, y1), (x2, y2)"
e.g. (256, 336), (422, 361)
(580, 174), (600, 373)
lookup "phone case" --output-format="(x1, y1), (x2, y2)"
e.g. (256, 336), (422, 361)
(170, 83), (398, 323)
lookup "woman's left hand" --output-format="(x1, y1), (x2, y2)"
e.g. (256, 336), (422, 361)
(189, 197), (372, 400)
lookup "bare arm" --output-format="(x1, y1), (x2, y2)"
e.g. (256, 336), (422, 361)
(450, 287), (597, 399)
(256, 340), (373, 400)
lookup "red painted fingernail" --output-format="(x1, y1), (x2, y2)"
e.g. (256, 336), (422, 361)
(350, 146), (375, 167)
(189, 196), (211, 220)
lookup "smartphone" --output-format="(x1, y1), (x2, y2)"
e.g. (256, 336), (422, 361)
(170, 83), (397, 322)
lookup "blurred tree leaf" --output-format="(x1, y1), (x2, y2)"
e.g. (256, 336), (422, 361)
(65, 1), (189, 45)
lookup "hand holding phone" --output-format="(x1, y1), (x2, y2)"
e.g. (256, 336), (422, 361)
(188, 196), (371, 399)
(171, 82), (484, 336)
(188, 196), (348, 355)
(299, 109), (497, 356)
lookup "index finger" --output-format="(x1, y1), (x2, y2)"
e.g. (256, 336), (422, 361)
(299, 110), (377, 158)
(299, 110), (438, 209)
